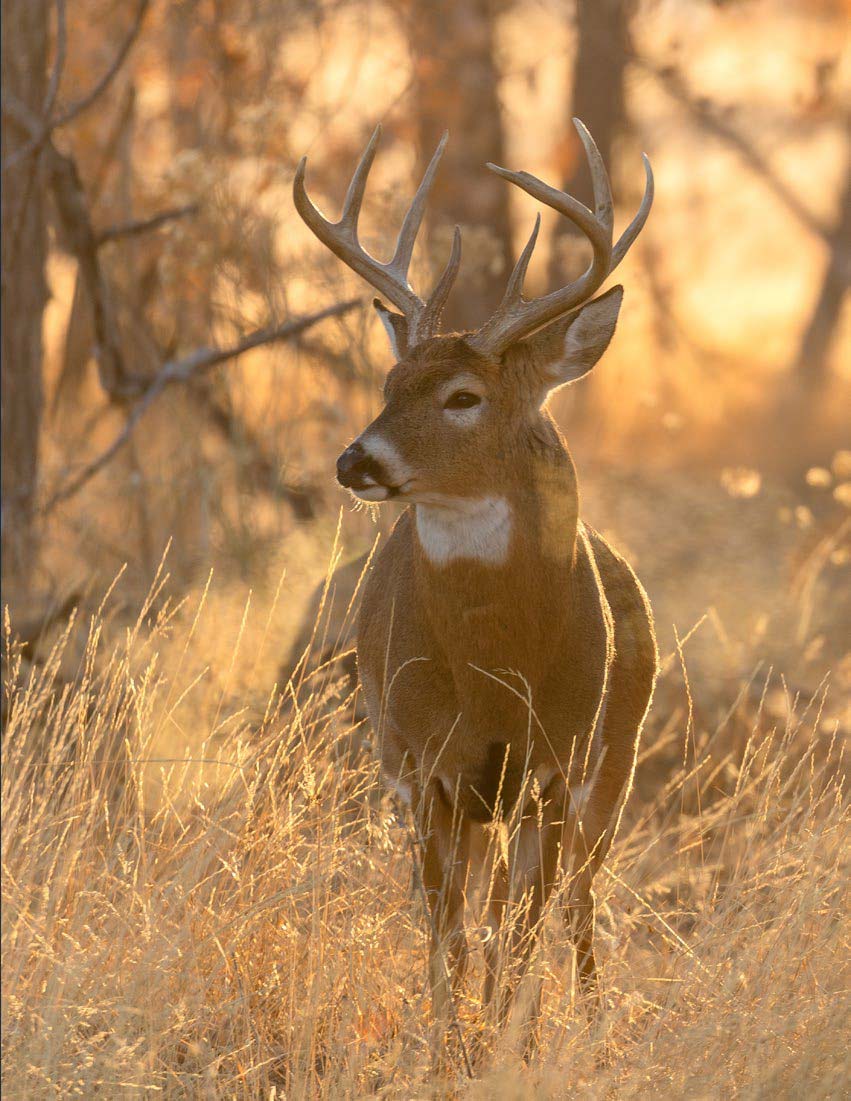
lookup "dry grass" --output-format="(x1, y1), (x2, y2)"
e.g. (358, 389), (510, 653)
(2, 551), (849, 1099)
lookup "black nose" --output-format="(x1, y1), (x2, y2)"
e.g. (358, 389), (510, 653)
(336, 440), (372, 488)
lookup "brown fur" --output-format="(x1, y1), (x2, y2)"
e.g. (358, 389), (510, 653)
(352, 301), (658, 1053)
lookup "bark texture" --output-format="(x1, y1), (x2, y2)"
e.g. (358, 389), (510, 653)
(792, 167), (851, 385)
(549, 0), (630, 286)
(408, 0), (512, 333)
(1, 0), (49, 592)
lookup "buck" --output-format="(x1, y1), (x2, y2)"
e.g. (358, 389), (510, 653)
(294, 121), (658, 1054)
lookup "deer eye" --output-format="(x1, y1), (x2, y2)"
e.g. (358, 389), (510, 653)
(444, 390), (481, 410)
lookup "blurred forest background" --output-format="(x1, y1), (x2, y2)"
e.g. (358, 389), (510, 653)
(3, 0), (850, 698)
(3, 0), (850, 708)
(3, 2), (850, 1095)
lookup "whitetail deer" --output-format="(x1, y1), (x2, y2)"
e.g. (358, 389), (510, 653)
(294, 121), (658, 1056)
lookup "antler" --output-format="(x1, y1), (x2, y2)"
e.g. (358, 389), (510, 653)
(468, 118), (653, 355)
(293, 125), (461, 346)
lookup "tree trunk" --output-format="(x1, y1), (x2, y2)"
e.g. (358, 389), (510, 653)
(407, 0), (512, 333)
(548, 0), (630, 287)
(792, 166), (851, 386)
(1, 0), (49, 594)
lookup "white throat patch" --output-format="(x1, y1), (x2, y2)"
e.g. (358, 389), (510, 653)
(415, 495), (512, 566)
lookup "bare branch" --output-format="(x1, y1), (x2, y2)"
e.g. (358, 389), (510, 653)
(96, 202), (199, 246)
(1, 0), (149, 174)
(51, 0), (149, 130)
(43, 141), (131, 395)
(43, 0), (68, 122)
(1, 92), (43, 141)
(636, 56), (836, 247)
(42, 299), (361, 512)
(90, 85), (137, 203)
(151, 300), (358, 385)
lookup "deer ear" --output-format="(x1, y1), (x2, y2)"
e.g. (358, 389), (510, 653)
(373, 299), (409, 359)
(526, 285), (624, 393)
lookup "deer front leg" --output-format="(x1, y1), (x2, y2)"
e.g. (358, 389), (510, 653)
(412, 780), (471, 1042)
(495, 776), (567, 1055)
(482, 841), (508, 1012)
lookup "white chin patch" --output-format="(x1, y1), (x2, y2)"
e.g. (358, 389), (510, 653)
(352, 485), (390, 502)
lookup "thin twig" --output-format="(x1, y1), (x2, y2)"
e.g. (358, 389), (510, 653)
(1, 0), (149, 174)
(1, 97), (130, 395)
(96, 202), (200, 245)
(44, 141), (130, 394)
(635, 55), (835, 246)
(90, 85), (137, 203)
(41, 299), (361, 512)
(42, 0), (68, 122)
(52, 0), (150, 130)
(0, 96), (42, 142)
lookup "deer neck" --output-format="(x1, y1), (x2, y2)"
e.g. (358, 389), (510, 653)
(413, 428), (579, 572)
(411, 434), (581, 685)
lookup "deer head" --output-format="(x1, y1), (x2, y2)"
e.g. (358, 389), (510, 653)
(294, 121), (653, 507)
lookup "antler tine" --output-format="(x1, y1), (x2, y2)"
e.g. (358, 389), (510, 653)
(573, 118), (614, 242)
(294, 126), (461, 344)
(611, 153), (654, 267)
(418, 224), (461, 338)
(293, 127), (422, 321)
(340, 124), (382, 235)
(486, 162), (608, 250)
(468, 161), (610, 353)
(470, 120), (653, 355)
(477, 213), (540, 329)
(390, 131), (449, 279)
(505, 213), (541, 302)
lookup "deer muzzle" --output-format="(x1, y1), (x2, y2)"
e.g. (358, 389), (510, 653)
(336, 440), (393, 500)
